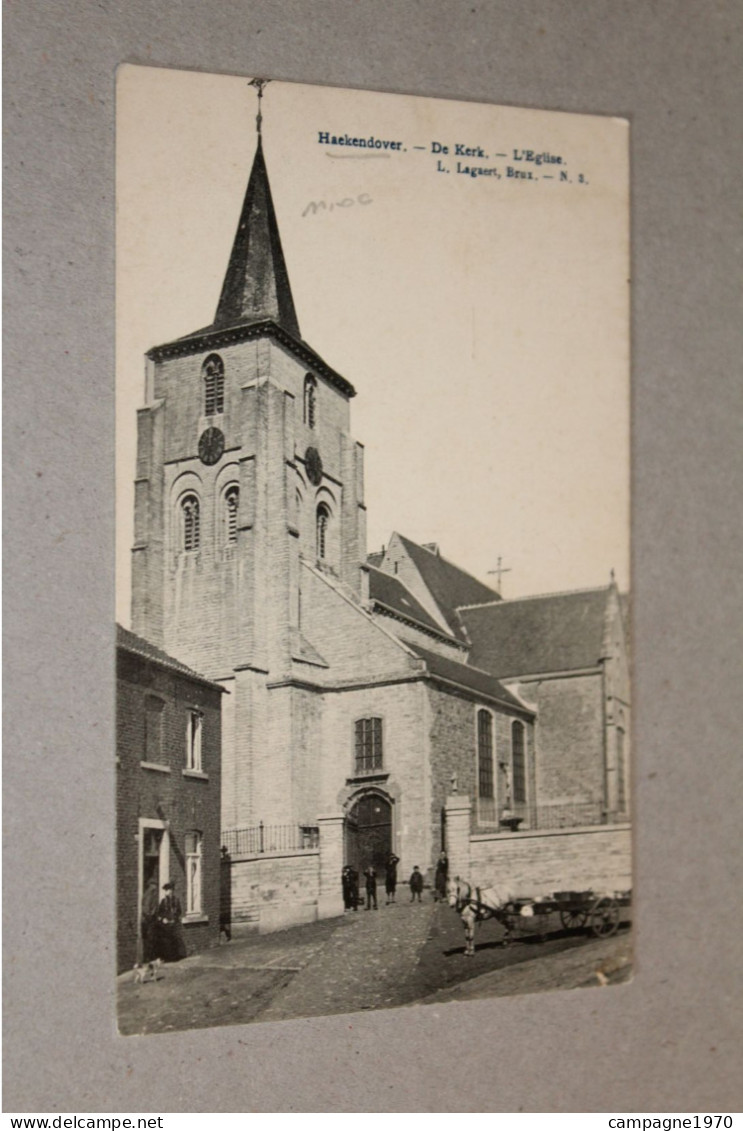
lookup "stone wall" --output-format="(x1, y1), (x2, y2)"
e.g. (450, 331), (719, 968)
(228, 849), (321, 934)
(468, 824), (632, 896)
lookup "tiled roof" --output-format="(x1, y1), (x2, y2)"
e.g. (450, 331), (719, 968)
(366, 550), (385, 569)
(459, 588), (611, 679)
(406, 643), (533, 715)
(367, 566), (460, 640)
(395, 534), (501, 639)
(116, 625), (227, 691)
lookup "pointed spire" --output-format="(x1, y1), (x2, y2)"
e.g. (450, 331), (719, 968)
(213, 89), (300, 338)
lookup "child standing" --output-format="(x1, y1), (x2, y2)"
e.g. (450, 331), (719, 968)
(409, 865), (424, 903)
(363, 865), (378, 910)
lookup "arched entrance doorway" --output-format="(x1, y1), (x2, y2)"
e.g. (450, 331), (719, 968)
(345, 793), (393, 879)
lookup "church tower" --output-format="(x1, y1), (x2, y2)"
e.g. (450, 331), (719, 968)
(131, 112), (368, 831)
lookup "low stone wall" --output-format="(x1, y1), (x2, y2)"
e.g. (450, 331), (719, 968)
(228, 849), (321, 934)
(468, 824), (632, 896)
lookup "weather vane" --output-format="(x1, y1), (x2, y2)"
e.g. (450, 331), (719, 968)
(248, 77), (270, 136)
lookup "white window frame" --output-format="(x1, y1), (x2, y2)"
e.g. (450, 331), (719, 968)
(185, 830), (203, 917)
(186, 710), (203, 772)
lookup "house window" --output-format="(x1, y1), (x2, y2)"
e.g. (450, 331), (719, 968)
(203, 354), (224, 416)
(355, 717), (383, 773)
(185, 831), (203, 916)
(224, 485), (239, 544)
(304, 374), (317, 428)
(316, 503), (329, 560)
(512, 720), (526, 805)
(186, 711), (203, 771)
(477, 709), (494, 799)
(144, 696), (164, 763)
(181, 494), (200, 551)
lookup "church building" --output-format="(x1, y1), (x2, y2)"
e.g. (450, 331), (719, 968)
(129, 123), (631, 933)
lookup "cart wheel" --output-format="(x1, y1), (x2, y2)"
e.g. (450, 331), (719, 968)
(590, 897), (620, 938)
(560, 908), (589, 932)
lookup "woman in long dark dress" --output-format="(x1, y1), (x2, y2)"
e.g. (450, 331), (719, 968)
(157, 881), (187, 961)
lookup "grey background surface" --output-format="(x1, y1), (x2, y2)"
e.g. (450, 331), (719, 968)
(4, 0), (742, 1114)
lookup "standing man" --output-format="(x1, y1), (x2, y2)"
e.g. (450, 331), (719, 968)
(347, 865), (359, 911)
(434, 851), (449, 902)
(140, 876), (160, 962)
(341, 866), (352, 910)
(157, 880), (186, 961)
(385, 852), (400, 904)
(363, 864), (378, 910)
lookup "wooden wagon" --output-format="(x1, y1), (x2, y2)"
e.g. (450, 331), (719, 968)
(501, 889), (632, 941)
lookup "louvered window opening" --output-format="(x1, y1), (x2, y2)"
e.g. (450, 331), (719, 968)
(477, 709), (494, 799)
(512, 720), (526, 804)
(225, 486), (239, 543)
(355, 717), (383, 773)
(304, 375), (317, 429)
(316, 504), (329, 559)
(182, 495), (200, 551)
(203, 356), (224, 416)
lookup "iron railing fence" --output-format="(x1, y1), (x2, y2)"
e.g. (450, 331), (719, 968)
(222, 822), (319, 857)
(475, 799), (628, 832)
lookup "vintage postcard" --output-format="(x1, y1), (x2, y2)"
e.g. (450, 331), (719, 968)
(116, 65), (631, 1035)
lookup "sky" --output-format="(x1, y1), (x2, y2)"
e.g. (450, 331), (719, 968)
(116, 66), (629, 625)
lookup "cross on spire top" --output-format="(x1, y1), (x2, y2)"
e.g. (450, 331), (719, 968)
(248, 77), (269, 137)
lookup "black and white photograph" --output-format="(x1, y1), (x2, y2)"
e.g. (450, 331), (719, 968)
(115, 65), (631, 1036)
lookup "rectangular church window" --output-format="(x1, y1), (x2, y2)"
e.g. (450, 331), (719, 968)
(355, 717), (383, 773)
(477, 709), (494, 799)
(512, 721), (526, 805)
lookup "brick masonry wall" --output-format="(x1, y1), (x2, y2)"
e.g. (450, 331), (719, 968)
(301, 564), (416, 681)
(512, 674), (605, 813)
(426, 686), (536, 853)
(427, 688), (478, 870)
(116, 649), (222, 973)
(320, 680), (431, 881)
(228, 850), (320, 932)
(469, 824), (632, 895)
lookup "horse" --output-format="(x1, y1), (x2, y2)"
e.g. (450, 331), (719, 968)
(447, 877), (524, 957)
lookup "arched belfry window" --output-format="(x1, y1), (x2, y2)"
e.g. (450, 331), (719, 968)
(224, 485), (239, 544)
(511, 720), (526, 805)
(477, 709), (494, 799)
(181, 494), (200, 552)
(316, 503), (330, 560)
(203, 354), (224, 416)
(304, 374), (317, 429)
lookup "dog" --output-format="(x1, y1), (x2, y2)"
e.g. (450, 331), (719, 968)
(133, 958), (162, 984)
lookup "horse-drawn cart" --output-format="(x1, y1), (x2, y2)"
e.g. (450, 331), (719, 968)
(449, 878), (632, 955)
(502, 889), (632, 941)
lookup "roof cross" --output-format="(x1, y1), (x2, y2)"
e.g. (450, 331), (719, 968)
(248, 77), (270, 136)
(487, 556), (512, 593)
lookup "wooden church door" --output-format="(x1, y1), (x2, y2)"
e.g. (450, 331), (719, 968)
(345, 795), (392, 878)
